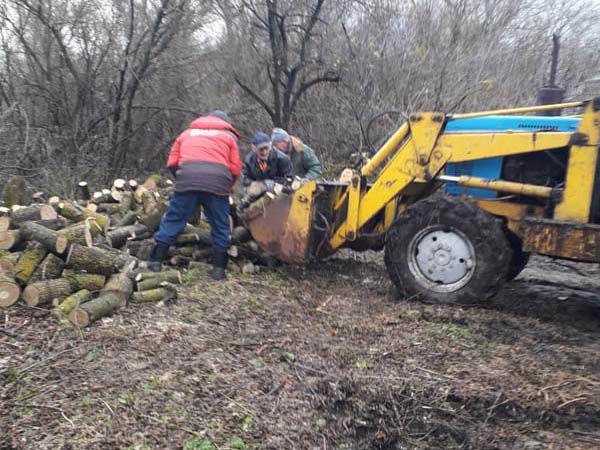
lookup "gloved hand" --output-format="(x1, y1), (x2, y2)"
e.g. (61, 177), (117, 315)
(264, 179), (276, 193)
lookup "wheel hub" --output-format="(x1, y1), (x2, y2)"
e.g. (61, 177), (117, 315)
(409, 227), (476, 292)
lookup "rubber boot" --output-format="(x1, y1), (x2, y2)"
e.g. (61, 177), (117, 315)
(209, 249), (228, 281)
(147, 241), (170, 272)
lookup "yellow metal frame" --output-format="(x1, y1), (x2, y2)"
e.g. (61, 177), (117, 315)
(328, 99), (600, 252)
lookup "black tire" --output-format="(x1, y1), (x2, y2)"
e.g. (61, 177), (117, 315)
(504, 229), (530, 281)
(384, 196), (512, 304)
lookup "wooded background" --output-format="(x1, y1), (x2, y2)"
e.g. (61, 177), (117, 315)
(1, 0), (599, 195)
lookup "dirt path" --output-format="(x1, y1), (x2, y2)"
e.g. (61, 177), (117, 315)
(1, 255), (599, 450)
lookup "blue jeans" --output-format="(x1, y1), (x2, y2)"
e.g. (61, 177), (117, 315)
(154, 191), (230, 252)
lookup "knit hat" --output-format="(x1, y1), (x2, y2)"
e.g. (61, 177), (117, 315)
(209, 110), (232, 124)
(271, 127), (290, 144)
(252, 131), (271, 149)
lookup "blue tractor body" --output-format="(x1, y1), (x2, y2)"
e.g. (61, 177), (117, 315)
(444, 115), (580, 197)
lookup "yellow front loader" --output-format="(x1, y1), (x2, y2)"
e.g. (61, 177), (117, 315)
(241, 99), (600, 304)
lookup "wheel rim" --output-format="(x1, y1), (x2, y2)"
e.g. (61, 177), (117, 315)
(407, 226), (476, 293)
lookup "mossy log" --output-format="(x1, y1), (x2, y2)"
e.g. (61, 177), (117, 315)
(68, 272), (133, 327)
(138, 209), (163, 232)
(125, 238), (154, 260)
(176, 231), (211, 246)
(62, 270), (106, 291)
(57, 219), (103, 247)
(0, 230), (21, 250)
(20, 221), (69, 254)
(35, 217), (72, 230)
(97, 203), (122, 215)
(174, 246), (194, 257)
(0, 273), (21, 307)
(11, 204), (57, 226)
(136, 274), (181, 291)
(23, 278), (73, 306)
(135, 270), (182, 283)
(169, 255), (191, 267)
(65, 244), (119, 275)
(14, 242), (48, 285)
(192, 247), (212, 261)
(29, 253), (65, 283)
(132, 287), (177, 303)
(54, 289), (90, 318)
(142, 174), (163, 190)
(56, 201), (84, 221)
(106, 224), (148, 249)
(3, 175), (30, 208)
(81, 210), (109, 230)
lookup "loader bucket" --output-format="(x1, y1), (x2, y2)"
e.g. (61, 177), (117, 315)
(242, 181), (319, 264)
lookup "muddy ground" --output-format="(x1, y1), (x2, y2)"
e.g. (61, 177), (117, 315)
(1, 253), (599, 450)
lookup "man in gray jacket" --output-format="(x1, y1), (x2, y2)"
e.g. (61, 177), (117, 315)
(271, 128), (322, 180)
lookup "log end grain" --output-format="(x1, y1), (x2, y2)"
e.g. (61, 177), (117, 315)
(68, 308), (90, 327)
(0, 280), (20, 307)
(22, 285), (40, 306)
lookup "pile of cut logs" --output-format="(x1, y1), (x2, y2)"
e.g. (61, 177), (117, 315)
(0, 174), (275, 327)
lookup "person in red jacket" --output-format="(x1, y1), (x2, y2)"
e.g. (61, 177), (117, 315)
(148, 111), (242, 280)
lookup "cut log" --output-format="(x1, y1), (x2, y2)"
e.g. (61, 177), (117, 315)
(135, 270), (182, 283)
(0, 252), (20, 274)
(23, 278), (73, 306)
(3, 175), (30, 208)
(132, 287), (177, 303)
(192, 247), (212, 261)
(124, 238), (154, 260)
(138, 209), (163, 232)
(62, 270), (106, 291)
(68, 292), (119, 327)
(0, 207), (10, 216)
(14, 241), (48, 285)
(112, 178), (127, 190)
(0, 230), (21, 250)
(54, 289), (90, 317)
(20, 221), (69, 254)
(29, 253), (65, 283)
(35, 217), (72, 230)
(142, 174), (163, 190)
(57, 219), (103, 247)
(169, 255), (191, 267)
(86, 203), (98, 213)
(176, 231), (211, 246)
(115, 210), (137, 227)
(136, 275), (181, 291)
(96, 203), (121, 215)
(81, 210), (109, 230)
(66, 244), (119, 275)
(77, 181), (91, 202)
(0, 273), (21, 308)
(68, 272), (133, 327)
(106, 224), (148, 249)
(11, 204), (57, 226)
(56, 201), (84, 221)
(119, 191), (134, 215)
(48, 196), (60, 206)
(128, 179), (138, 190)
(174, 246), (194, 257)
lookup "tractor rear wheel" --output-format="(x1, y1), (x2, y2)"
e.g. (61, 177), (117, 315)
(384, 196), (512, 304)
(505, 229), (530, 281)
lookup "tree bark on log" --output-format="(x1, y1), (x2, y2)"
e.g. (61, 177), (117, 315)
(14, 241), (48, 285)
(20, 221), (69, 254)
(0, 216), (10, 232)
(66, 244), (119, 275)
(23, 278), (73, 306)
(136, 275), (181, 291)
(11, 204), (57, 226)
(62, 270), (106, 291)
(176, 231), (211, 246)
(0, 273), (21, 307)
(115, 210), (137, 227)
(0, 230), (21, 250)
(56, 201), (84, 221)
(29, 253), (65, 283)
(106, 224), (148, 249)
(54, 289), (91, 318)
(96, 203), (122, 215)
(135, 270), (182, 283)
(132, 287), (176, 303)
(57, 219), (103, 247)
(119, 191), (134, 215)
(68, 272), (133, 327)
